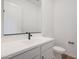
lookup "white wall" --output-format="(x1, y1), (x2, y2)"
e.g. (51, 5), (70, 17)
(41, 0), (55, 37)
(54, 0), (77, 57)
(21, 2), (42, 32)
(1, 0), (4, 36)
(41, 0), (77, 57)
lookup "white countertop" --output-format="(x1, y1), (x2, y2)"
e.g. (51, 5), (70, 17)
(1, 35), (54, 59)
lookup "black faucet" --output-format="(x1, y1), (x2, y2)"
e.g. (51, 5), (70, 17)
(26, 32), (32, 40)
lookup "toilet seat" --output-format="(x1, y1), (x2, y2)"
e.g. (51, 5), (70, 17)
(53, 46), (66, 54)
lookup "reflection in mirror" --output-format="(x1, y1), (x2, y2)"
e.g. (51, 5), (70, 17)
(3, 0), (42, 35)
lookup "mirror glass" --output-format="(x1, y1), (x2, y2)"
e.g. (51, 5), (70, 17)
(3, 0), (42, 35)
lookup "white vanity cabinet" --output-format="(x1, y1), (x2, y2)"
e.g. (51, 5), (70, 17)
(2, 39), (55, 59)
(41, 48), (53, 59)
(9, 47), (40, 59)
(41, 41), (54, 59)
(9, 52), (28, 59)
(27, 47), (40, 59)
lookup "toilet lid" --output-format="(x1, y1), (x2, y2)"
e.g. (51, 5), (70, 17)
(53, 46), (66, 52)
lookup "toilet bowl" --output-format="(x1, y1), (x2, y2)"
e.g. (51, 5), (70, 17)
(53, 46), (66, 59)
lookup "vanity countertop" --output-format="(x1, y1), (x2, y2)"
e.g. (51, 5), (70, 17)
(1, 35), (55, 59)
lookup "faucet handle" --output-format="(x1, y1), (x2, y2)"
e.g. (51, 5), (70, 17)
(30, 35), (32, 36)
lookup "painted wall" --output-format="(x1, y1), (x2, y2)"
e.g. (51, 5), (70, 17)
(1, 0), (4, 36)
(41, 0), (77, 57)
(41, 0), (55, 37)
(54, 0), (77, 57)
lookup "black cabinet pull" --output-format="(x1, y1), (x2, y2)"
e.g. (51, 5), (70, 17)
(42, 56), (44, 59)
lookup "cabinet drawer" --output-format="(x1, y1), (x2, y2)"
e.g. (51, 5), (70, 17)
(41, 41), (55, 52)
(9, 51), (28, 59)
(9, 47), (40, 59)
(28, 47), (40, 57)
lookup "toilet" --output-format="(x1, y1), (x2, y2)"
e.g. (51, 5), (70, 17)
(53, 46), (66, 59)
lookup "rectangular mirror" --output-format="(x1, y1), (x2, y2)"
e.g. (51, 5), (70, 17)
(3, 0), (42, 35)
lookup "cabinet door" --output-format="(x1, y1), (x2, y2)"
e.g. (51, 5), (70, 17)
(29, 55), (40, 59)
(42, 48), (53, 59)
(10, 52), (28, 59)
(33, 55), (40, 59)
(28, 47), (40, 59)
